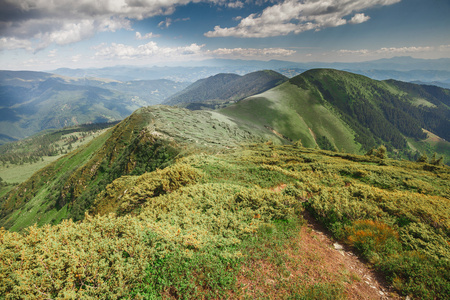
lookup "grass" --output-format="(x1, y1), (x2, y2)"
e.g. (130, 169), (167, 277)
(0, 129), (114, 230)
(0, 155), (63, 184)
(220, 81), (361, 153)
(1, 143), (449, 298)
(1, 96), (449, 299)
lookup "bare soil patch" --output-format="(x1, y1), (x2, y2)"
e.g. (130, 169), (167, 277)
(233, 210), (401, 299)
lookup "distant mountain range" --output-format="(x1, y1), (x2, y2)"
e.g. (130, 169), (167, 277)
(164, 70), (288, 109)
(50, 56), (450, 85)
(0, 71), (189, 143)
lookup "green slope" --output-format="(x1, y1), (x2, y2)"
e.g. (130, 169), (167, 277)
(164, 70), (288, 109)
(220, 81), (361, 153)
(0, 106), (263, 231)
(1, 143), (449, 299)
(222, 69), (450, 161)
(1, 92), (450, 298)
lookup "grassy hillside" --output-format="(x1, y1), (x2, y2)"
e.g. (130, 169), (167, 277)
(222, 69), (450, 162)
(1, 142), (448, 299)
(0, 122), (118, 198)
(0, 106), (262, 231)
(164, 70), (288, 109)
(220, 81), (361, 153)
(1, 71), (450, 299)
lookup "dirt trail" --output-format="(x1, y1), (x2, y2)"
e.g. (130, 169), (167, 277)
(235, 183), (401, 299)
(301, 211), (400, 299)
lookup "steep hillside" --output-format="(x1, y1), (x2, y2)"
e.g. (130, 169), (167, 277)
(0, 71), (188, 143)
(164, 70), (288, 109)
(0, 106), (262, 231)
(1, 142), (449, 299)
(221, 69), (450, 160)
(0, 122), (118, 199)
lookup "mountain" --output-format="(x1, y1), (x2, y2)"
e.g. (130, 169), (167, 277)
(3, 69), (450, 231)
(0, 71), (189, 143)
(163, 70), (288, 109)
(0, 105), (261, 231)
(411, 80), (450, 89)
(52, 65), (258, 82)
(51, 56), (450, 85)
(1, 68), (450, 297)
(1, 117), (449, 298)
(193, 57), (450, 71)
(220, 69), (450, 160)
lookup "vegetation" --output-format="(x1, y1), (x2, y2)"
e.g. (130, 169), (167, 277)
(0, 122), (118, 167)
(1, 140), (449, 299)
(0, 106), (260, 231)
(164, 70), (288, 109)
(219, 69), (450, 162)
(1, 69), (450, 299)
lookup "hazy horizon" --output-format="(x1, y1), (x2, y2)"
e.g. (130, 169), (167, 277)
(1, 0), (450, 71)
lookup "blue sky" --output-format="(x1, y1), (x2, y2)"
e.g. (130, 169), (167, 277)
(0, 0), (449, 71)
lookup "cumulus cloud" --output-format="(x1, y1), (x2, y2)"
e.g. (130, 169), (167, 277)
(209, 47), (295, 57)
(0, 0), (203, 51)
(0, 37), (33, 51)
(338, 49), (370, 55)
(227, 1), (244, 9)
(338, 45), (437, 56)
(205, 0), (400, 38)
(94, 41), (205, 60)
(376, 46), (434, 54)
(93, 40), (295, 61)
(135, 32), (160, 40)
(349, 13), (370, 24)
(158, 17), (190, 29)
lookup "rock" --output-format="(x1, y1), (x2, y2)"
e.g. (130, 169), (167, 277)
(333, 242), (344, 250)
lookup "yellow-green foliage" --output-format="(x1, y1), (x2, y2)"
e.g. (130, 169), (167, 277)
(0, 215), (152, 299)
(1, 143), (449, 299)
(0, 179), (296, 298)
(91, 164), (203, 216)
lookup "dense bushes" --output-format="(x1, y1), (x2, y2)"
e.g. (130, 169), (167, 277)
(0, 177), (297, 298)
(1, 143), (449, 298)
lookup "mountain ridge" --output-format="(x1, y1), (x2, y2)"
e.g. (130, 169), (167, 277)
(163, 70), (288, 109)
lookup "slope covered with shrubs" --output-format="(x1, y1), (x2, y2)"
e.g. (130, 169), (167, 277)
(1, 143), (449, 299)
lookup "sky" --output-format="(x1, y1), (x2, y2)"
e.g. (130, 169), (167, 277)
(0, 0), (449, 71)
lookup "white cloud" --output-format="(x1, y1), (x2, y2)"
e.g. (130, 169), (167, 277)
(376, 46), (434, 54)
(0, 0), (203, 51)
(227, 1), (244, 8)
(135, 32), (160, 40)
(209, 47), (296, 57)
(438, 45), (450, 52)
(46, 20), (96, 46)
(158, 17), (190, 29)
(349, 13), (370, 24)
(158, 18), (173, 28)
(205, 0), (400, 38)
(338, 45), (437, 56)
(339, 49), (370, 55)
(94, 41), (205, 60)
(48, 49), (58, 57)
(0, 37), (33, 51)
(71, 54), (82, 62)
(93, 40), (295, 62)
